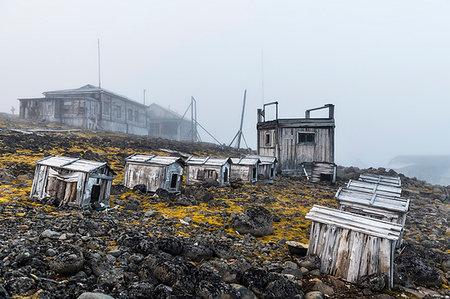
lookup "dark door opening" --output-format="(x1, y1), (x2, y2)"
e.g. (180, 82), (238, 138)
(252, 167), (257, 180)
(320, 173), (333, 182)
(91, 185), (101, 203)
(270, 167), (274, 178)
(170, 174), (178, 189)
(223, 168), (229, 183)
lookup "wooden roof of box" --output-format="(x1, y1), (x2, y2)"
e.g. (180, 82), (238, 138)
(359, 173), (401, 187)
(246, 155), (277, 165)
(186, 156), (232, 167)
(347, 179), (402, 197)
(126, 154), (185, 166)
(36, 156), (113, 173)
(230, 157), (260, 166)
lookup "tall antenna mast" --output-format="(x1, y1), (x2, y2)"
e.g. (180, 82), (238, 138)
(143, 89), (146, 105)
(229, 89), (249, 149)
(97, 38), (101, 88)
(261, 49), (264, 105)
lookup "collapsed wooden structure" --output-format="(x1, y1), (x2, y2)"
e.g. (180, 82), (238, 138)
(31, 156), (115, 208)
(246, 155), (277, 183)
(359, 173), (401, 187)
(230, 157), (260, 183)
(124, 154), (185, 193)
(185, 156), (232, 187)
(306, 205), (402, 288)
(347, 179), (402, 197)
(301, 161), (337, 183)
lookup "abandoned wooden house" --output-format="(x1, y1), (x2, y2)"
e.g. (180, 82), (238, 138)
(18, 85), (195, 141)
(256, 103), (335, 178)
(359, 173), (401, 187)
(18, 84), (149, 135)
(347, 179), (402, 197)
(30, 156), (115, 208)
(230, 157), (260, 183)
(124, 154), (185, 193)
(306, 205), (403, 289)
(185, 156), (232, 187)
(246, 155), (277, 183)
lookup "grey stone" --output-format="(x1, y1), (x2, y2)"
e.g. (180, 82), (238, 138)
(305, 291), (325, 299)
(145, 209), (160, 217)
(41, 229), (61, 239)
(77, 292), (114, 299)
(311, 281), (334, 296)
(231, 283), (257, 299)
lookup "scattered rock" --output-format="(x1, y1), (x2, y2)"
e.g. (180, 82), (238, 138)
(49, 246), (85, 275)
(305, 291), (324, 299)
(77, 293), (114, 299)
(233, 206), (273, 237)
(357, 273), (387, 292)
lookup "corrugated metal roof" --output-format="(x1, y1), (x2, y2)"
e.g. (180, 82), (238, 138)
(230, 157), (260, 166)
(306, 205), (403, 241)
(126, 154), (185, 166)
(186, 156), (231, 167)
(336, 188), (410, 213)
(246, 155), (277, 164)
(36, 156), (107, 173)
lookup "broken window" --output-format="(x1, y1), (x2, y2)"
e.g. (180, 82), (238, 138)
(298, 132), (315, 144)
(264, 132), (271, 146)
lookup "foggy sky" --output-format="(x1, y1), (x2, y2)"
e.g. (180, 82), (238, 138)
(1, 0), (449, 167)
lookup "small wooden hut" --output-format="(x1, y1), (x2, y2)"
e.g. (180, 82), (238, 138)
(230, 157), (260, 183)
(186, 156), (232, 187)
(347, 179), (402, 197)
(306, 205), (403, 288)
(246, 155), (277, 183)
(359, 173), (401, 187)
(301, 161), (337, 183)
(124, 154), (185, 193)
(30, 156), (115, 208)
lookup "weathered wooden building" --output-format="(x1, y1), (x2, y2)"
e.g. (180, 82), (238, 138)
(347, 179), (402, 197)
(18, 85), (195, 141)
(230, 157), (260, 183)
(306, 205), (403, 288)
(246, 155), (277, 183)
(256, 103), (335, 175)
(124, 154), (185, 193)
(19, 84), (149, 135)
(185, 156), (232, 187)
(30, 156), (115, 208)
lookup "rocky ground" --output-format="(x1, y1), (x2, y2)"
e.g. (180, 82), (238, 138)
(0, 115), (448, 298)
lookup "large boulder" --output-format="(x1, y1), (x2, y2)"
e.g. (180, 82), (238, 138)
(233, 206), (273, 237)
(49, 246), (85, 275)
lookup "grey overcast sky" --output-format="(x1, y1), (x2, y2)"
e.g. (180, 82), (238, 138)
(1, 0), (449, 167)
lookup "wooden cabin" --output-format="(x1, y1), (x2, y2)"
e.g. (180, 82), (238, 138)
(124, 154), (185, 193)
(230, 157), (260, 183)
(186, 156), (232, 187)
(359, 173), (401, 187)
(256, 103), (335, 176)
(306, 205), (403, 289)
(347, 179), (402, 197)
(30, 156), (115, 208)
(246, 155), (277, 183)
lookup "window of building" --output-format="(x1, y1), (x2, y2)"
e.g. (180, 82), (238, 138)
(103, 102), (110, 115)
(264, 132), (271, 146)
(127, 108), (133, 121)
(135, 110), (139, 122)
(297, 132), (315, 144)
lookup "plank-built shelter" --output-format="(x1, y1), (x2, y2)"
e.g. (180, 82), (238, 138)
(230, 157), (260, 183)
(256, 103), (335, 178)
(186, 157), (232, 187)
(347, 179), (402, 197)
(30, 156), (115, 208)
(246, 155), (277, 183)
(124, 154), (185, 193)
(306, 205), (403, 288)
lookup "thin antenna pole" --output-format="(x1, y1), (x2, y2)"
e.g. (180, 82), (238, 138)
(194, 97), (198, 142)
(237, 89), (247, 149)
(191, 96), (194, 143)
(143, 89), (146, 105)
(98, 38), (101, 88)
(261, 49), (264, 105)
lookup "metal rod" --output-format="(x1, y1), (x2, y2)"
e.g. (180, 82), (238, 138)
(237, 89), (247, 149)
(143, 89), (146, 105)
(97, 38), (101, 88)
